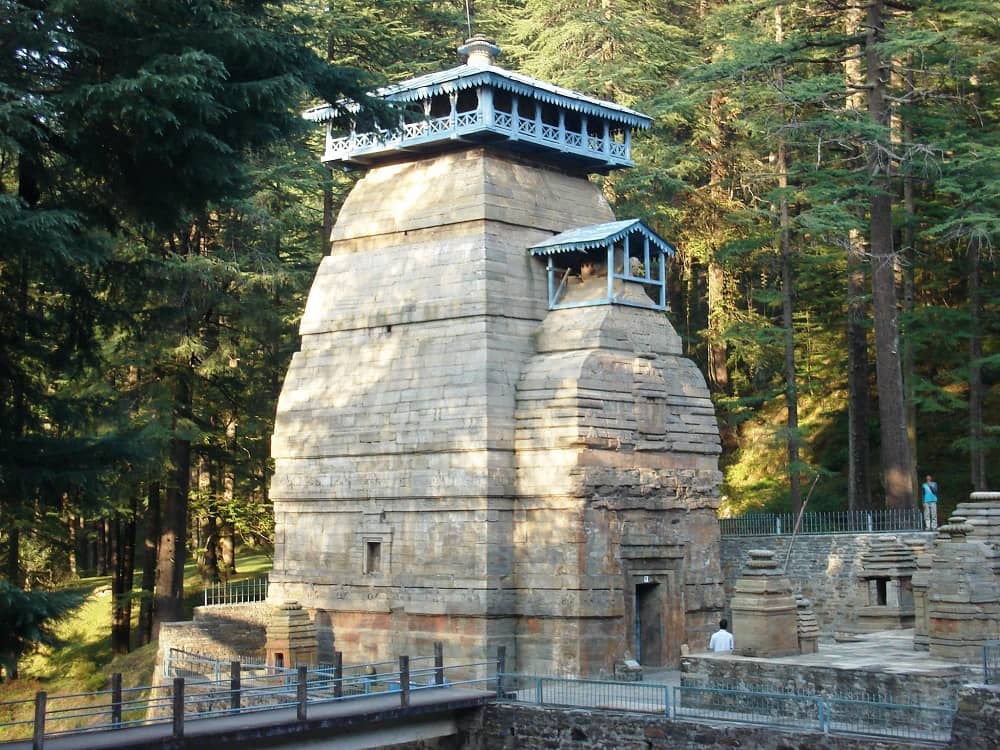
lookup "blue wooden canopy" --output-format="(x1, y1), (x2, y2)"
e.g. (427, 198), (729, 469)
(529, 219), (674, 312)
(528, 219), (675, 256)
(304, 39), (652, 173)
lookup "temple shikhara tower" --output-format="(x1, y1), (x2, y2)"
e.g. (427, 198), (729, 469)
(268, 36), (723, 674)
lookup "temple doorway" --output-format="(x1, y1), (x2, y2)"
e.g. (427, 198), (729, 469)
(635, 581), (664, 665)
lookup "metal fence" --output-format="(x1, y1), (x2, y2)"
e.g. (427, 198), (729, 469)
(202, 575), (268, 606)
(497, 676), (955, 745)
(985, 642), (1000, 684)
(5, 653), (497, 745)
(719, 508), (926, 537)
(673, 685), (953, 743)
(498, 674), (670, 715)
(1, 658), (958, 747)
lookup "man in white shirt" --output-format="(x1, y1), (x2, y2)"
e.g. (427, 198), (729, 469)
(709, 619), (734, 653)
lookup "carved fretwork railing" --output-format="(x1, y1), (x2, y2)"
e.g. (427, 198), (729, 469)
(324, 106), (633, 168)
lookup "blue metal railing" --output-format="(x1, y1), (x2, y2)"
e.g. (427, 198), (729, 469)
(4, 654), (496, 744)
(673, 684), (822, 731)
(719, 508), (926, 537)
(497, 677), (954, 744)
(2, 661), (957, 746)
(498, 674), (670, 715)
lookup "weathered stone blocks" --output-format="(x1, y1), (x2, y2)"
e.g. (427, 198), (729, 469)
(269, 147), (723, 677)
(730, 550), (799, 657)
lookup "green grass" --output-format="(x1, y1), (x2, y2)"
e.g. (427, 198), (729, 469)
(0, 548), (273, 738)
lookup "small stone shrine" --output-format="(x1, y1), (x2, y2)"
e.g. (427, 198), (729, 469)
(955, 492), (1000, 556)
(795, 595), (819, 654)
(267, 36), (724, 675)
(265, 601), (319, 668)
(856, 536), (917, 631)
(730, 550), (799, 657)
(924, 513), (1000, 662)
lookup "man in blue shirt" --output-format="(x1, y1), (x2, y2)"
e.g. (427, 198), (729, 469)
(921, 474), (939, 530)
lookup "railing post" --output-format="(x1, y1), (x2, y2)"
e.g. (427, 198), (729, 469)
(296, 666), (308, 721)
(32, 691), (46, 750)
(496, 645), (506, 697)
(434, 642), (444, 685)
(818, 697), (828, 734)
(536, 677), (543, 705)
(399, 656), (410, 707)
(334, 651), (343, 698)
(230, 661), (241, 713)
(172, 677), (185, 738)
(111, 673), (122, 727)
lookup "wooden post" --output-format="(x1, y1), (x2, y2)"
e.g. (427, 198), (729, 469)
(434, 642), (444, 686)
(32, 691), (46, 750)
(496, 645), (507, 698)
(230, 661), (241, 713)
(296, 666), (308, 721)
(172, 678), (184, 738)
(333, 651), (343, 698)
(110, 673), (122, 727)
(399, 656), (410, 707)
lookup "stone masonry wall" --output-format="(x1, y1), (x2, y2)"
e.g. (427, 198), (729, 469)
(153, 603), (269, 683)
(680, 654), (972, 708)
(457, 703), (917, 750)
(949, 684), (1000, 750)
(269, 149), (618, 671)
(512, 291), (722, 674)
(720, 532), (934, 632)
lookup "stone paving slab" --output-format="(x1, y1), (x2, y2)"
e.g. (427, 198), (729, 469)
(690, 628), (978, 676)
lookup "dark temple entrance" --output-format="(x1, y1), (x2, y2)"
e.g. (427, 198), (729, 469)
(635, 581), (664, 665)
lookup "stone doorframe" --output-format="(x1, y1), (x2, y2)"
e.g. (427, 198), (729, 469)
(620, 543), (686, 668)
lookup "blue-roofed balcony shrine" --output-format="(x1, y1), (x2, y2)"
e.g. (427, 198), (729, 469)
(303, 36), (651, 174)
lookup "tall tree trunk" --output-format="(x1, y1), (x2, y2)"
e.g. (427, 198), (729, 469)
(137, 482), (160, 647)
(705, 90), (730, 396)
(198, 456), (220, 584)
(96, 518), (109, 577)
(220, 419), (237, 578)
(707, 259), (730, 394)
(110, 497), (137, 655)
(774, 4), (801, 514)
(867, 0), (914, 509)
(969, 236), (986, 490)
(154, 374), (192, 635)
(896, 65), (919, 500)
(845, 5), (872, 511)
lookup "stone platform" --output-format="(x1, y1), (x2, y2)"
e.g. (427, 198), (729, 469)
(681, 629), (979, 707)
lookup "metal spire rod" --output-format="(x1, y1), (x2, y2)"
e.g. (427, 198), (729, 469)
(465, 0), (473, 38)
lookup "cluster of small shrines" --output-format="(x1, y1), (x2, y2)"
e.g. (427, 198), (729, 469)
(254, 38), (1000, 676)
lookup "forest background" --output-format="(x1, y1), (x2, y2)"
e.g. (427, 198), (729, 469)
(1, 0), (997, 674)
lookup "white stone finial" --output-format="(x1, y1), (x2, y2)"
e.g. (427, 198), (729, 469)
(458, 35), (500, 67)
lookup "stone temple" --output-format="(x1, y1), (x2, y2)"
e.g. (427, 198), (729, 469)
(267, 36), (724, 675)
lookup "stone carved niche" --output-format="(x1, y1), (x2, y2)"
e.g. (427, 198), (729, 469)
(856, 536), (917, 631)
(265, 601), (319, 668)
(730, 549), (799, 657)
